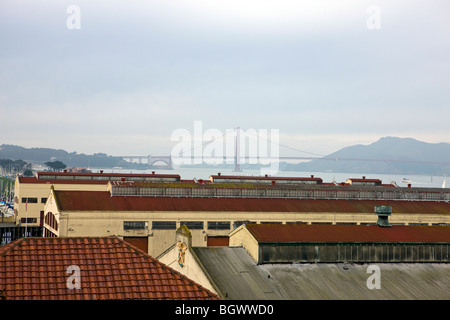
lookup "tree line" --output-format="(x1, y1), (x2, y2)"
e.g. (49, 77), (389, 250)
(0, 159), (67, 176)
(0, 159), (32, 176)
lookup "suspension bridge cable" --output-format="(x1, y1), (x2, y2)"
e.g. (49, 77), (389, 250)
(177, 130), (229, 157)
(244, 130), (326, 157)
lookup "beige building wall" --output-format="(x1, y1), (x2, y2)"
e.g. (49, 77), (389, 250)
(158, 226), (219, 295)
(14, 177), (108, 226)
(45, 206), (450, 257)
(229, 225), (259, 263)
(159, 246), (218, 294)
(43, 188), (450, 257)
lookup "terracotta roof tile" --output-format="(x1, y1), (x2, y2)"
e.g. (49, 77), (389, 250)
(0, 237), (220, 300)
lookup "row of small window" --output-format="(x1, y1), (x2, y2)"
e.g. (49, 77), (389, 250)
(124, 221), (233, 231)
(122, 220), (317, 231)
(21, 197), (47, 204)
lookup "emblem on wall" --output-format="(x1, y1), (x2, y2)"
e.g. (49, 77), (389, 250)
(177, 241), (187, 267)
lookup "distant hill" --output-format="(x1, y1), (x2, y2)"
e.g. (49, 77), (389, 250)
(2, 137), (450, 175)
(280, 137), (450, 175)
(0, 144), (142, 169)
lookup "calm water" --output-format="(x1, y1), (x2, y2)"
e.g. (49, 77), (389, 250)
(100, 166), (447, 189)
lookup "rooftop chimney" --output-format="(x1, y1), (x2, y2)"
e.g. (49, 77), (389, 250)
(100, 170), (103, 174)
(362, 176), (366, 179)
(374, 206), (392, 227)
(218, 172), (221, 176)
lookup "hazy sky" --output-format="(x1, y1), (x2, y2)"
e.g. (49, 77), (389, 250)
(1, 0), (449, 157)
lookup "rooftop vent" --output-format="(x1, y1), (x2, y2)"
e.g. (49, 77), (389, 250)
(375, 206), (392, 227)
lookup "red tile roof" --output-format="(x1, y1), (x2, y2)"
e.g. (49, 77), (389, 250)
(245, 224), (450, 243)
(0, 237), (220, 300)
(53, 190), (450, 215)
(347, 178), (382, 182)
(36, 172), (181, 179)
(210, 174), (323, 182)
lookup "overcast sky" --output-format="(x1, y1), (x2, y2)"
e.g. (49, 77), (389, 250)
(1, 0), (449, 157)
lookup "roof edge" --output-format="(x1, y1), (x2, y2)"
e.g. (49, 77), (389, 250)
(116, 237), (221, 300)
(258, 241), (450, 245)
(190, 247), (227, 300)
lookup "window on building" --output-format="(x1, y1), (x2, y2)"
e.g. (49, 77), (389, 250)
(152, 221), (176, 230)
(123, 221), (148, 230)
(40, 211), (44, 227)
(44, 212), (59, 231)
(180, 221), (204, 230)
(207, 221), (230, 230)
(41, 198), (48, 204)
(20, 218), (37, 224)
(21, 197), (38, 203)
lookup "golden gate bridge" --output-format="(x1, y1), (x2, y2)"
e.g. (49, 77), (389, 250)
(120, 128), (450, 171)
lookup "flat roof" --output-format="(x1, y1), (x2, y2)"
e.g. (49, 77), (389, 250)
(52, 190), (450, 214)
(193, 246), (450, 300)
(245, 223), (450, 243)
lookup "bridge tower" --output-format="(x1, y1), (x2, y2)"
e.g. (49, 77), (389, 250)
(234, 127), (242, 172)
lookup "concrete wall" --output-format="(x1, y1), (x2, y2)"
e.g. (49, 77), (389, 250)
(45, 203), (450, 257)
(42, 186), (450, 257)
(158, 245), (218, 295)
(229, 225), (260, 263)
(14, 179), (107, 226)
(158, 226), (219, 295)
